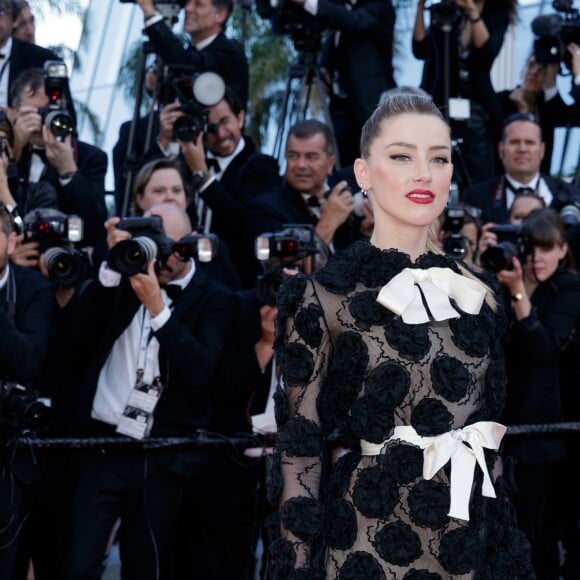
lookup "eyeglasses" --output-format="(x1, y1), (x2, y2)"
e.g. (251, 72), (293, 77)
(504, 112), (540, 127)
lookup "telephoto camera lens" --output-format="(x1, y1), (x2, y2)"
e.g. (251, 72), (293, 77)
(44, 246), (85, 288)
(479, 242), (519, 273)
(44, 110), (75, 140)
(256, 269), (286, 307)
(173, 115), (204, 142)
(107, 237), (158, 276)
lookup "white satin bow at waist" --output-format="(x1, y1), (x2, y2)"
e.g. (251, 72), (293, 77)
(360, 421), (507, 521)
(376, 267), (487, 324)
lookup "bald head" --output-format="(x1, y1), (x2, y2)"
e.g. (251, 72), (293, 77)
(145, 202), (192, 241)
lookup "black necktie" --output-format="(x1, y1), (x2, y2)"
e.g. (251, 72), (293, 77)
(307, 195), (320, 208)
(162, 284), (182, 303)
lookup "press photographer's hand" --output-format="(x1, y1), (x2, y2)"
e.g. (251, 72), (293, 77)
(451, 0), (480, 20)
(129, 259), (164, 317)
(179, 132), (208, 174)
(13, 105), (42, 149)
(135, 0), (157, 18)
(158, 102), (184, 150)
(105, 217), (131, 250)
(316, 181), (354, 245)
(477, 222), (498, 258)
(10, 235), (39, 268)
(43, 126), (77, 176)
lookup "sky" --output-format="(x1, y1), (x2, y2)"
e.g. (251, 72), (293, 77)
(35, 1), (88, 54)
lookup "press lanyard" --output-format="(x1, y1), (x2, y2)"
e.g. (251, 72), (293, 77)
(136, 307), (160, 385)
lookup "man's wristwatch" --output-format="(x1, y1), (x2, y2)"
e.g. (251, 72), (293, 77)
(192, 170), (211, 188)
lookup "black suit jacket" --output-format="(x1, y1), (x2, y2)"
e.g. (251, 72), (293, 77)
(17, 140), (109, 245)
(193, 139), (281, 286)
(0, 265), (56, 484)
(0, 264), (55, 384)
(112, 111), (161, 215)
(61, 267), (236, 475)
(413, 8), (510, 145)
(501, 270), (580, 463)
(145, 23), (249, 108)
(318, 0), (396, 130)
(463, 174), (580, 225)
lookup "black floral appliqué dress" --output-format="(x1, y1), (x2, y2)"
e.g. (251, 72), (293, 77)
(268, 241), (535, 580)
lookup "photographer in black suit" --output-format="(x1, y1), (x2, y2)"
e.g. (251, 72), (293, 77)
(57, 202), (237, 579)
(464, 112), (580, 226)
(0, 0), (70, 109)
(0, 201), (55, 577)
(135, 0), (249, 109)
(9, 68), (108, 247)
(244, 119), (367, 286)
(144, 87), (282, 289)
(285, 0), (396, 166)
(413, 0), (518, 189)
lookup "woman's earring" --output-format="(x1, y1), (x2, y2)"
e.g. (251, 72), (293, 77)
(362, 190), (368, 198)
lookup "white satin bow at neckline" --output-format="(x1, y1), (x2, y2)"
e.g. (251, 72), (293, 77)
(360, 421), (507, 521)
(376, 267), (486, 324)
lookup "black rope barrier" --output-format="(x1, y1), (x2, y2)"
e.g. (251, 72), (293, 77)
(1, 421), (579, 450)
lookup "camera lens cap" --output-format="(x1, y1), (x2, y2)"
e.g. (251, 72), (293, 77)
(192, 72), (226, 107)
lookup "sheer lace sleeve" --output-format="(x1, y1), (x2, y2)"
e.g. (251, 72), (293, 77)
(268, 274), (331, 577)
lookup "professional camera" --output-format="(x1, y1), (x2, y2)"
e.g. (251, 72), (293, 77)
(531, 0), (580, 69)
(479, 224), (533, 273)
(171, 72), (225, 142)
(108, 215), (218, 276)
(119, 0), (185, 25)
(560, 203), (580, 228)
(426, 0), (463, 30)
(0, 381), (53, 431)
(38, 61), (75, 141)
(255, 0), (323, 54)
(22, 209), (88, 289)
(255, 224), (318, 306)
(440, 205), (469, 260)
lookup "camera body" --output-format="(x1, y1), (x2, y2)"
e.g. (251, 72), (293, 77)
(0, 381), (53, 432)
(108, 216), (218, 276)
(108, 216), (174, 276)
(255, 224), (318, 306)
(23, 210), (87, 288)
(427, 0), (463, 30)
(531, 1), (580, 68)
(255, 0), (322, 54)
(40, 61), (75, 141)
(479, 224), (533, 273)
